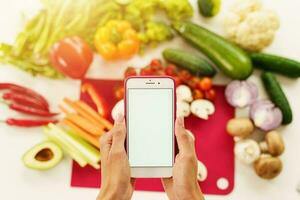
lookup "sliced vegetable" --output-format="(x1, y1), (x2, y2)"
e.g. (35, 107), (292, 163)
(176, 85), (193, 103)
(2, 118), (57, 127)
(198, 0), (221, 17)
(111, 100), (125, 121)
(190, 99), (215, 120)
(177, 101), (191, 117)
(173, 21), (253, 80)
(49, 36), (93, 79)
(45, 124), (101, 169)
(225, 80), (258, 108)
(65, 113), (105, 136)
(81, 83), (106, 117)
(250, 53), (300, 78)
(62, 119), (100, 148)
(94, 20), (140, 60)
(261, 72), (293, 124)
(162, 48), (216, 77)
(22, 141), (63, 170)
(250, 100), (283, 131)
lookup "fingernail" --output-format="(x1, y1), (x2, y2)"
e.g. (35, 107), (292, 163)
(115, 113), (124, 123)
(177, 117), (185, 128)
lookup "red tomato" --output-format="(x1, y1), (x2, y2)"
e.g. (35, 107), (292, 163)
(115, 87), (125, 100)
(187, 77), (201, 89)
(150, 59), (163, 71)
(205, 89), (216, 101)
(193, 89), (204, 99)
(198, 77), (213, 91)
(164, 64), (177, 76)
(49, 36), (93, 79)
(173, 76), (182, 87)
(178, 70), (192, 82)
(140, 67), (155, 76)
(124, 67), (137, 78)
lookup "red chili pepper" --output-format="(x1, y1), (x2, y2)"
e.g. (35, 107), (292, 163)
(3, 92), (49, 111)
(3, 118), (58, 127)
(9, 104), (58, 117)
(0, 83), (49, 109)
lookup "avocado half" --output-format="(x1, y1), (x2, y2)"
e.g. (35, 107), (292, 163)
(22, 141), (63, 170)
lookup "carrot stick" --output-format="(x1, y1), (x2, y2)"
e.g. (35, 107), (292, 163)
(81, 83), (105, 116)
(61, 99), (105, 130)
(66, 113), (105, 137)
(76, 100), (113, 130)
(62, 119), (100, 148)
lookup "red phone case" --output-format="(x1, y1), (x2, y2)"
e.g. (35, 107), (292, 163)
(124, 76), (178, 165)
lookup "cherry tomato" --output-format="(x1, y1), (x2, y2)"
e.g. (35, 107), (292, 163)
(164, 64), (177, 76)
(205, 89), (216, 101)
(173, 77), (182, 87)
(115, 87), (124, 100)
(198, 77), (213, 91)
(49, 36), (93, 79)
(187, 77), (201, 89)
(178, 70), (192, 82)
(140, 67), (155, 76)
(124, 67), (137, 78)
(193, 89), (204, 99)
(150, 59), (163, 71)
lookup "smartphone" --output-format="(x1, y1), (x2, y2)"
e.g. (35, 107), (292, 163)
(125, 76), (175, 178)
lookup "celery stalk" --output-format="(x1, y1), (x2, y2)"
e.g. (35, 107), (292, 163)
(44, 127), (88, 167)
(46, 124), (101, 168)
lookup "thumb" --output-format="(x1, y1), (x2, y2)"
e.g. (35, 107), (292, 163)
(111, 113), (126, 151)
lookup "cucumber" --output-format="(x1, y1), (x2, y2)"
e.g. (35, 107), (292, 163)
(173, 22), (253, 80)
(250, 52), (300, 78)
(261, 72), (293, 125)
(198, 0), (221, 17)
(162, 48), (216, 77)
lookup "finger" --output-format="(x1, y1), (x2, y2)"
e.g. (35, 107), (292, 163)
(175, 117), (194, 155)
(111, 113), (126, 152)
(99, 131), (113, 162)
(161, 178), (176, 200)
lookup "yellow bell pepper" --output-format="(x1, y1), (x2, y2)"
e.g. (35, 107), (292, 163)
(94, 20), (140, 60)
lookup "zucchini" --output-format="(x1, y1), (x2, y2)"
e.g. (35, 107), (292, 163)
(198, 0), (221, 17)
(162, 48), (216, 77)
(250, 52), (300, 78)
(261, 72), (293, 125)
(173, 21), (252, 80)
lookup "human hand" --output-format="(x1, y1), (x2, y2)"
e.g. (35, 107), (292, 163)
(162, 117), (204, 200)
(97, 114), (135, 200)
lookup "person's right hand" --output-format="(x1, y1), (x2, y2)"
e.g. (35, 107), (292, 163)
(162, 117), (205, 200)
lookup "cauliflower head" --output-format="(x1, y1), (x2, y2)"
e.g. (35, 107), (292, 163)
(223, 0), (280, 51)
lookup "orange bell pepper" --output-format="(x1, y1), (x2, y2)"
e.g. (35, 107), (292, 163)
(94, 20), (140, 60)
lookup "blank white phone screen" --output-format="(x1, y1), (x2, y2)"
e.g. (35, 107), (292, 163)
(127, 88), (173, 167)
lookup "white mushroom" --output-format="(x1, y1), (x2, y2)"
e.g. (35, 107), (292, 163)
(176, 85), (193, 102)
(234, 139), (261, 164)
(177, 101), (191, 117)
(197, 160), (208, 182)
(111, 100), (124, 121)
(190, 99), (215, 120)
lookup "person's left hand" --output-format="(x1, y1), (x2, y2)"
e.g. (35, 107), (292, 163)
(97, 114), (135, 200)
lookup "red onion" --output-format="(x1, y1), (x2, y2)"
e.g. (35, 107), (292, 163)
(225, 80), (258, 108)
(250, 100), (283, 131)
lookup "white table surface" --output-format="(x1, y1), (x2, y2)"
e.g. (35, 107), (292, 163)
(0, 0), (300, 199)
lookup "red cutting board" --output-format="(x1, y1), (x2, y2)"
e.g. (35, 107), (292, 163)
(71, 79), (235, 195)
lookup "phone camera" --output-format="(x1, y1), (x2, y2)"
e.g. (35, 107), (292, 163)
(158, 82), (160, 84)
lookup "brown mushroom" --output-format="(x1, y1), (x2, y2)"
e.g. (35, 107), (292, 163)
(254, 154), (283, 179)
(259, 131), (285, 156)
(226, 118), (254, 138)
